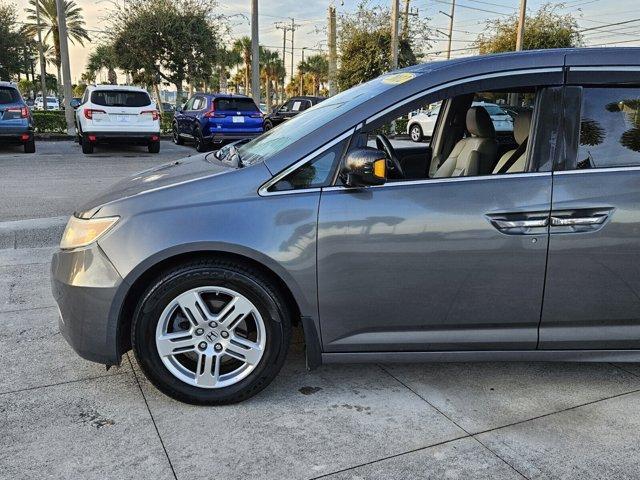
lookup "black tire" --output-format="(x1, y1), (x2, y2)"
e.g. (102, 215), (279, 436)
(194, 129), (208, 152)
(409, 123), (423, 143)
(263, 120), (273, 131)
(81, 135), (94, 154)
(148, 140), (161, 154)
(132, 259), (292, 405)
(24, 138), (36, 153)
(172, 124), (184, 145)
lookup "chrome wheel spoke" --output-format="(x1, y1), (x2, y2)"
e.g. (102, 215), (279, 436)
(227, 335), (262, 365)
(217, 296), (255, 329)
(156, 331), (197, 357)
(195, 353), (219, 387)
(177, 290), (210, 326)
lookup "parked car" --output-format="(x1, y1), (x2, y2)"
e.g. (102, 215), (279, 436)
(263, 95), (325, 130)
(407, 101), (513, 142)
(69, 97), (82, 109)
(52, 48), (640, 405)
(161, 102), (175, 114)
(172, 94), (263, 152)
(75, 85), (161, 154)
(0, 81), (35, 153)
(34, 96), (60, 110)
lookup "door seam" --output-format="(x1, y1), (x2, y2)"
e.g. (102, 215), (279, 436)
(536, 172), (553, 349)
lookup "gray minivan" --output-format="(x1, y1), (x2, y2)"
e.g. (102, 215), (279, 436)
(52, 48), (640, 404)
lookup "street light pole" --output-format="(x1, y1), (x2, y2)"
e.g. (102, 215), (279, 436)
(327, 5), (337, 96)
(251, 0), (260, 105)
(55, 0), (75, 135)
(299, 47), (306, 96)
(34, 0), (48, 110)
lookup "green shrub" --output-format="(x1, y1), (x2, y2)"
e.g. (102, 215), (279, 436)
(394, 117), (408, 135)
(160, 111), (174, 134)
(32, 111), (67, 134)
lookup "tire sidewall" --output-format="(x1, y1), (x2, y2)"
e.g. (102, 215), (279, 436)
(133, 265), (288, 404)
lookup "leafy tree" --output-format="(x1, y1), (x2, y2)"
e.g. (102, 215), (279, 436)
(17, 79), (35, 97)
(214, 46), (241, 93)
(25, 0), (90, 92)
(87, 44), (119, 85)
(35, 72), (57, 93)
(110, 0), (219, 105)
(337, 0), (428, 90)
(475, 3), (582, 54)
(0, 2), (26, 80)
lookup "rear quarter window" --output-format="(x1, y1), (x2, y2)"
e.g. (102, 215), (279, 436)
(214, 98), (258, 112)
(91, 90), (151, 107)
(0, 87), (21, 104)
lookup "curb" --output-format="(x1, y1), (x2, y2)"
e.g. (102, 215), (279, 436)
(0, 216), (67, 250)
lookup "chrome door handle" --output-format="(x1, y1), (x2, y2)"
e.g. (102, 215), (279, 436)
(550, 215), (607, 226)
(493, 218), (549, 229)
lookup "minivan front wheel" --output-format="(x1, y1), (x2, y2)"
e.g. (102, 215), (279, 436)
(132, 259), (291, 405)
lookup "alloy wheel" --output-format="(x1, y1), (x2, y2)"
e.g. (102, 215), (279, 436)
(155, 286), (266, 389)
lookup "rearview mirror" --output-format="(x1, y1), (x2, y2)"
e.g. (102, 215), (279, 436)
(341, 148), (387, 187)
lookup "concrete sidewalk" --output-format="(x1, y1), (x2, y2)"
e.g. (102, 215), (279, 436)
(2, 247), (640, 479)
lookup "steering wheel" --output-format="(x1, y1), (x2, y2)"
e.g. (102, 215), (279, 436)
(375, 134), (405, 179)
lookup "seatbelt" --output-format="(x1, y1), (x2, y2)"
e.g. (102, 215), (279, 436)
(497, 137), (528, 174)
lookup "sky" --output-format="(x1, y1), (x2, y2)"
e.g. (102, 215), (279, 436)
(12, 0), (640, 87)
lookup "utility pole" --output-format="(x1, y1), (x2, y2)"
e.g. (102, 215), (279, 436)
(55, 0), (75, 135)
(445, 0), (456, 59)
(34, 0), (47, 109)
(327, 4), (337, 96)
(390, 0), (399, 69)
(275, 22), (291, 102)
(515, 0), (527, 51)
(251, 0), (260, 105)
(509, 0), (526, 106)
(290, 18), (297, 94)
(299, 47), (306, 96)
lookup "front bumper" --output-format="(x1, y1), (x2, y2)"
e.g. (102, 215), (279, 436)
(51, 244), (124, 365)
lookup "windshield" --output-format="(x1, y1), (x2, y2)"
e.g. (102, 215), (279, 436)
(91, 90), (151, 107)
(483, 105), (507, 116)
(237, 72), (417, 165)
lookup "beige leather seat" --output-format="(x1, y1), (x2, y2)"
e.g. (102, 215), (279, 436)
(492, 111), (532, 174)
(433, 106), (498, 178)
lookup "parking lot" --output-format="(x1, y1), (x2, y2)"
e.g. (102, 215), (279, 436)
(2, 140), (640, 479)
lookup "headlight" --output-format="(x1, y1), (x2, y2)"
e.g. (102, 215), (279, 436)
(60, 216), (119, 250)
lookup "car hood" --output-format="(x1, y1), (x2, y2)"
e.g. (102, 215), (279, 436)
(76, 152), (237, 218)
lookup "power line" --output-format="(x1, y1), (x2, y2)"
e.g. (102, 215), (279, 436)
(579, 17), (640, 33)
(433, 0), (511, 17)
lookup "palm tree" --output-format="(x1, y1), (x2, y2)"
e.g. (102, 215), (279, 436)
(216, 47), (242, 94)
(232, 36), (252, 95)
(299, 54), (328, 96)
(86, 44), (118, 85)
(25, 0), (90, 94)
(260, 49), (283, 112)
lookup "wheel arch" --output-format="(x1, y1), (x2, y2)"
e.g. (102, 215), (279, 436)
(114, 246), (321, 367)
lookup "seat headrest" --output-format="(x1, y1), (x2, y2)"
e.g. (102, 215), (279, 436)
(514, 110), (532, 145)
(466, 106), (495, 138)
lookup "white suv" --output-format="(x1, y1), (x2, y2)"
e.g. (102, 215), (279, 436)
(34, 96), (60, 110)
(76, 85), (160, 154)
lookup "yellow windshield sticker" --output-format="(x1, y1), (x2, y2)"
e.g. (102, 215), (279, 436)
(382, 72), (416, 85)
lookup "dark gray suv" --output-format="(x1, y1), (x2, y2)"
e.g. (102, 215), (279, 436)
(52, 48), (640, 404)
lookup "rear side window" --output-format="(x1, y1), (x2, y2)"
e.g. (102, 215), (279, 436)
(576, 87), (640, 169)
(0, 87), (20, 104)
(214, 98), (257, 112)
(91, 90), (151, 108)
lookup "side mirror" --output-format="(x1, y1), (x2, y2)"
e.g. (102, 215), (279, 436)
(341, 148), (387, 187)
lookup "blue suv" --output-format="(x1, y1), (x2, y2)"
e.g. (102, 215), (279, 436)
(0, 82), (35, 153)
(172, 94), (263, 152)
